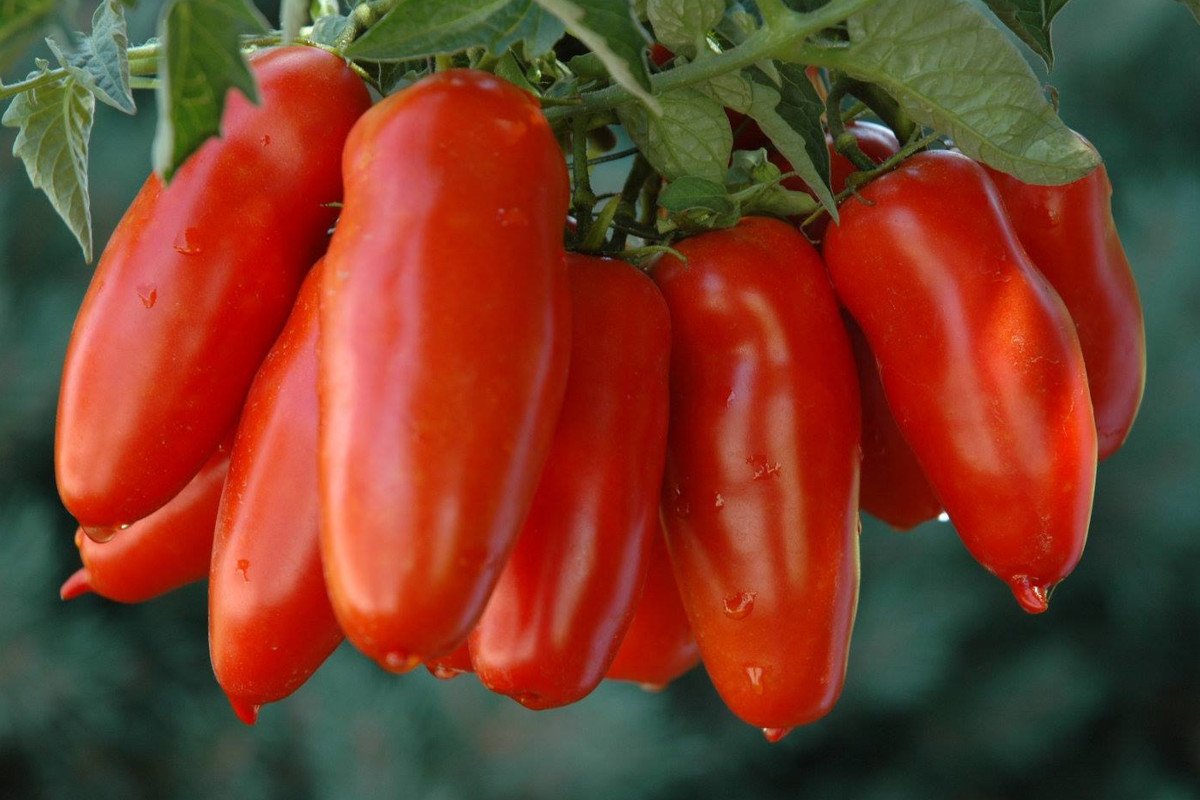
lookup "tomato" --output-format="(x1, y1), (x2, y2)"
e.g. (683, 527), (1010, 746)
(55, 46), (371, 536)
(823, 150), (1097, 613)
(652, 217), (862, 732)
(59, 437), (232, 603)
(846, 317), (942, 530)
(426, 643), (473, 681)
(983, 146), (1146, 460)
(209, 262), (342, 725)
(605, 521), (700, 689)
(470, 254), (671, 710)
(320, 70), (571, 671)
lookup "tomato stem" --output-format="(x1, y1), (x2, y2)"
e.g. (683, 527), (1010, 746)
(570, 114), (597, 243)
(826, 77), (878, 172)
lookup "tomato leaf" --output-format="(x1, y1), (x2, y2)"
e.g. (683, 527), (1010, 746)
(745, 64), (835, 218)
(0, 0), (57, 72)
(280, 0), (308, 44)
(695, 69), (754, 113)
(980, 0), (1070, 69)
(534, 0), (657, 110)
(46, 0), (135, 114)
(348, 0), (565, 61)
(617, 86), (731, 182)
(646, 0), (724, 58)
(817, 0), (1099, 184)
(2, 70), (95, 261)
(309, 13), (352, 47)
(152, 0), (268, 182)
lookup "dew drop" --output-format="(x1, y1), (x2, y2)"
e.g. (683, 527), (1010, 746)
(236, 559), (250, 582)
(136, 282), (157, 308)
(723, 590), (757, 620)
(82, 525), (118, 543)
(260, 134), (271, 146)
(937, 511), (950, 523)
(172, 227), (202, 255)
(763, 727), (793, 743)
(726, 390), (736, 406)
(382, 651), (421, 673)
(513, 691), (546, 709)
(747, 455), (782, 481)
(713, 492), (725, 511)
(746, 665), (765, 695)
(495, 206), (529, 228)
(429, 665), (462, 681)
(73, 529), (84, 548)
(671, 485), (691, 518)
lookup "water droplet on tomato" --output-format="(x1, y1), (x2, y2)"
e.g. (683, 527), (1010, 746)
(639, 682), (667, 693)
(513, 691), (546, 709)
(136, 282), (157, 308)
(172, 227), (201, 254)
(713, 492), (725, 510)
(746, 455), (782, 480)
(260, 134), (270, 146)
(236, 559), (250, 581)
(746, 665), (765, 694)
(671, 485), (690, 517)
(937, 511), (950, 523)
(381, 651), (421, 673)
(428, 664), (462, 681)
(73, 529), (84, 548)
(1008, 576), (1052, 614)
(228, 696), (261, 725)
(496, 207), (529, 228)
(82, 525), (118, 543)
(762, 727), (793, 743)
(723, 591), (757, 620)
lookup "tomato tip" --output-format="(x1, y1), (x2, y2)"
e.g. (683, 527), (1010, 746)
(59, 569), (93, 601)
(228, 697), (262, 725)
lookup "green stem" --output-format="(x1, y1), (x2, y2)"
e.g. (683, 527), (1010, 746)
(826, 76), (876, 171)
(839, 76), (916, 143)
(571, 114), (597, 242)
(611, 153), (654, 250)
(543, 0), (879, 121)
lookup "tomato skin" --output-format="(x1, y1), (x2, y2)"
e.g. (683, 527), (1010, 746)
(60, 438), (232, 603)
(983, 152), (1146, 460)
(823, 150), (1097, 613)
(209, 262), (342, 725)
(605, 521), (700, 688)
(320, 70), (571, 669)
(652, 217), (862, 730)
(846, 317), (942, 530)
(469, 254), (671, 710)
(426, 643), (473, 681)
(55, 46), (371, 533)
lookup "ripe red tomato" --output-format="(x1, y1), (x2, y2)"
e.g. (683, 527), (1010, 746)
(209, 261), (342, 725)
(823, 150), (1097, 613)
(653, 217), (862, 732)
(60, 436), (232, 603)
(320, 70), (572, 670)
(56, 46), (371, 536)
(605, 522), (700, 689)
(470, 254), (671, 710)
(983, 147), (1145, 460)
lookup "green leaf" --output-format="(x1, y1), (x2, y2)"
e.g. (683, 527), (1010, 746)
(309, 13), (352, 47)
(46, 0), (135, 114)
(0, 0), (57, 72)
(696, 68), (753, 113)
(658, 175), (733, 214)
(152, 0), (268, 181)
(280, 0), (308, 44)
(981, 0), (1070, 69)
(2, 73), (95, 261)
(819, 0), (1099, 184)
(535, 0), (657, 109)
(1175, 0), (1200, 23)
(348, 0), (564, 61)
(646, 0), (724, 57)
(745, 63), (835, 217)
(617, 86), (731, 182)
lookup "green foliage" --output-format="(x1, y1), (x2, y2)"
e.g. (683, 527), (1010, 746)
(347, 0), (566, 61)
(646, 0), (725, 58)
(2, 68), (94, 260)
(152, 0), (267, 181)
(618, 86), (731, 182)
(0, 0), (57, 72)
(46, 0), (136, 113)
(981, 0), (1071, 69)
(534, 0), (657, 107)
(279, 0), (307, 44)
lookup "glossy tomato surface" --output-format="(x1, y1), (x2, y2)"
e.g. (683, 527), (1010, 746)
(56, 46), (370, 534)
(653, 217), (862, 731)
(320, 70), (571, 670)
(470, 254), (671, 709)
(824, 150), (1097, 613)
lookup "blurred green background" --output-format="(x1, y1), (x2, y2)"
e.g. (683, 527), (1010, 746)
(3, 1), (1199, 797)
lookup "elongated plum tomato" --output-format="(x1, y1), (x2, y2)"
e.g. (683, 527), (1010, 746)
(320, 70), (571, 670)
(60, 435), (233, 603)
(983, 144), (1146, 460)
(653, 217), (862, 735)
(210, 261), (343, 725)
(605, 521), (700, 689)
(470, 254), (671, 710)
(55, 46), (370, 537)
(823, 150), (1097, 613)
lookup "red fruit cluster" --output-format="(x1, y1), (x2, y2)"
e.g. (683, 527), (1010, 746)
(56, 51), (1144, 740)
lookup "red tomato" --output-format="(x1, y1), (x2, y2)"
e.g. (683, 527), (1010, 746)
(653, 217), (862, 732)
(983, 146), (1145, 459)
(210, 262), (342, 725)
(60, 437), (232, 603)
(56, 46), (371, 536)
(606, 521), (700, 689)
(845, 317), (942, 530)
(426, 643), (473, 681)
(470, 254), (671, 710)
(823, 150), (1097, 613)
(320, 70), (571, 670)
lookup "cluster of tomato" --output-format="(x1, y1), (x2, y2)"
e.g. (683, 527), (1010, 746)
(55, 45), (1144, 741)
